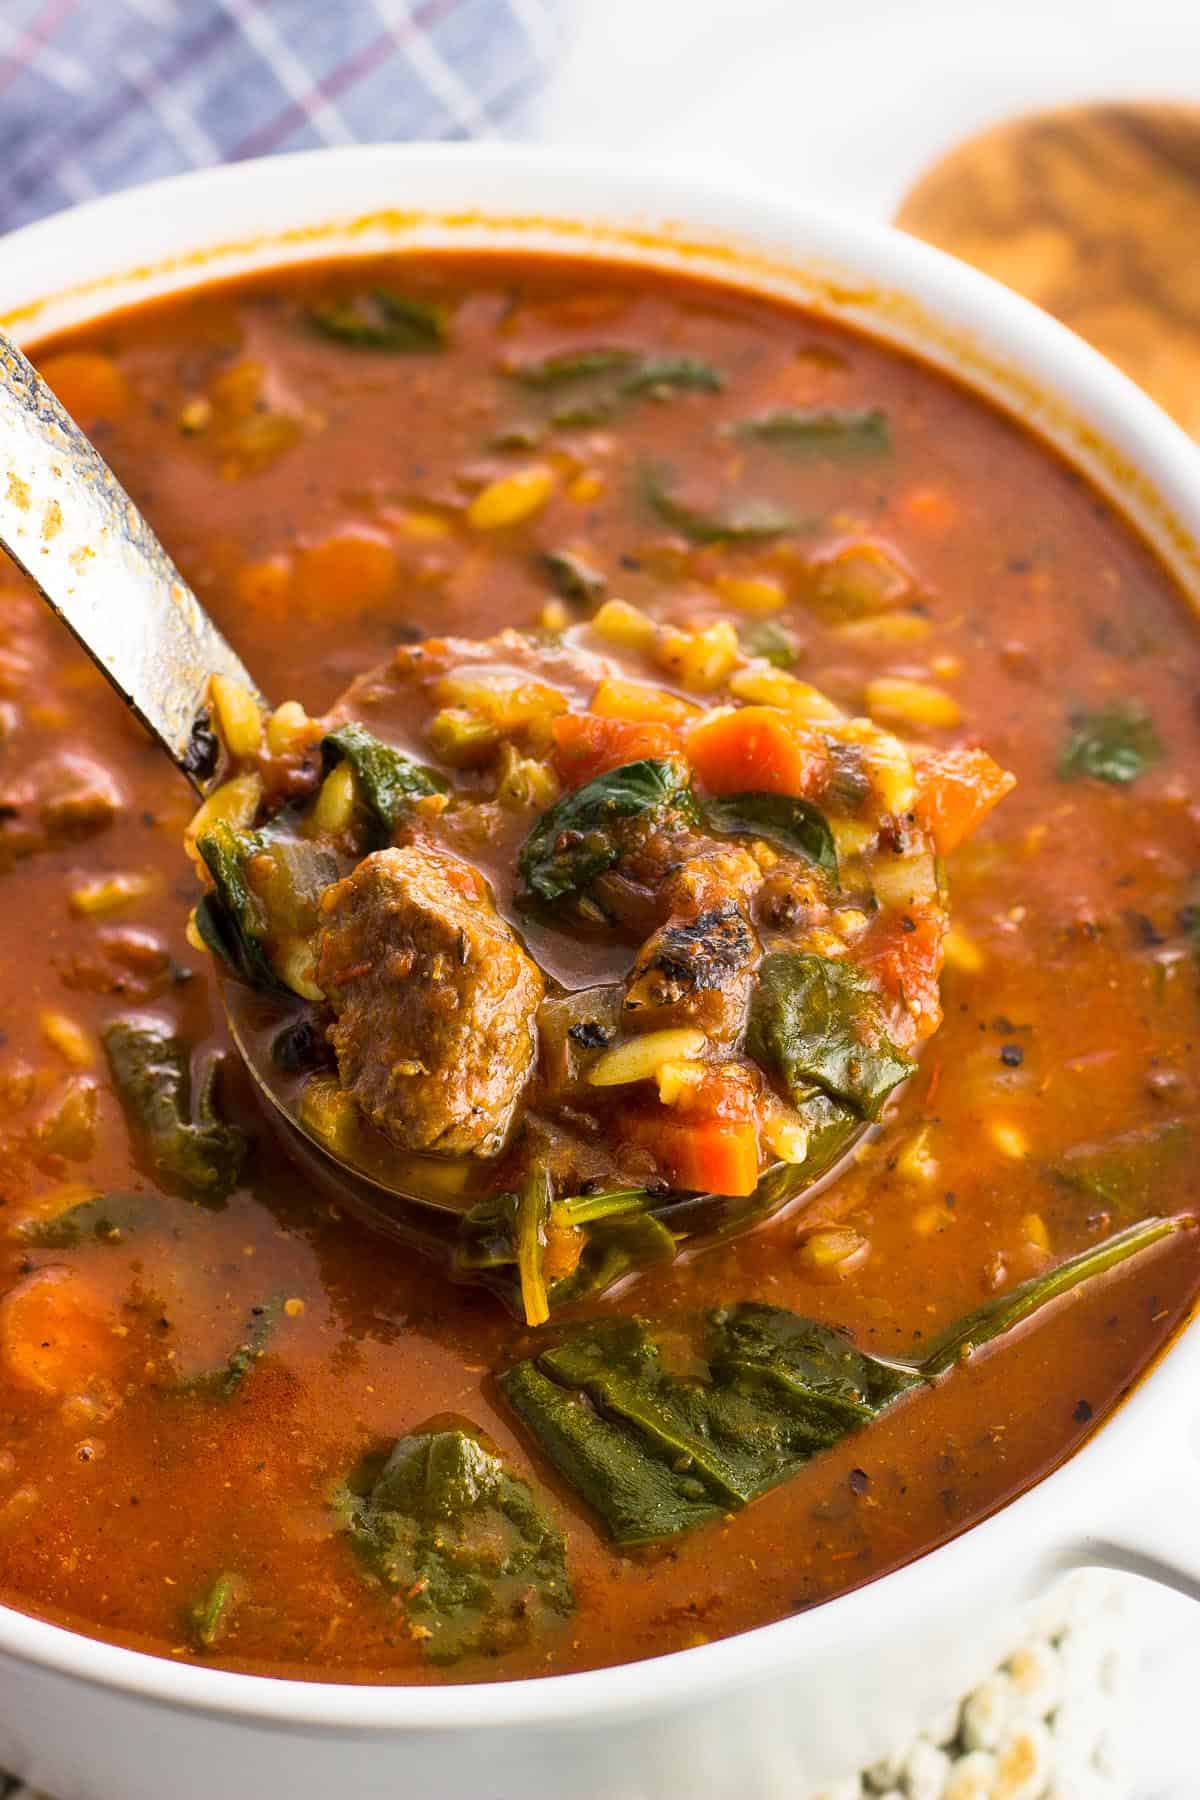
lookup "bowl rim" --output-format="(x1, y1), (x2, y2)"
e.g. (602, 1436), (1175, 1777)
(1, 139), (1199, 1735)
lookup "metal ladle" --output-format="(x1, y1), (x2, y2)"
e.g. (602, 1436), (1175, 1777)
(0, 326), (475, 1258)
(0, 327), (865, 1309)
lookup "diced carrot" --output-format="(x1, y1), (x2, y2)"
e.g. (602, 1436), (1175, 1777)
(912, 745), (1016, 856)
(685, 705), (827, 798)
(901, 487), (958, 534)
(0, 1266), (117, 1397)
(551, 713), (681, 787)
(38, 351), (130, 428)
(236, 553), (293, 619)
(626, 1111), (760, 1197)
(590, 677), (700, 728)
(292, 527), (398, 613)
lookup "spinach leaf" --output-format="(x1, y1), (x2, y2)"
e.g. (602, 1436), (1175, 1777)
(174, 1297), (285, 1400)
(703, 792), (837, 877)
(1051, 1121), (1191, 1225)
(507, 350), (723, 430)
(195, 821), (336, 992)
(184, 1572), (241, 1651)
(500, 1309), (920, 1546)
(321, 722), (446, 846)
(516, 1164), (553, 1328)
(620, 356), (724, 398)
(542, 548), (607, 608)
(334, 1426), (573, 1665)
(707, 1302), (919, 1420)
(733, 407), (890, 459)
(509, 348), (639, 389)
(642, 466), (805, 544)
(1058, 700), (1163, 785)
(919, 1215), (1179, 1377)
(103, 1016), (248, 1204)
(502, 1217), (1180, 1544)
(744, 619), (802, 668)
(194, 821), (281, 993)
(518, 756), (699, 905)
(748, 952), (913, 1120)
(457, 1186), (676, 1318)
(499, 1364), (724, 1545)
(549, 1210), (678, 1307)
(508, 348), (722, 399)
(309, 290), (447, 351)
(18, 1189), (150, 1249)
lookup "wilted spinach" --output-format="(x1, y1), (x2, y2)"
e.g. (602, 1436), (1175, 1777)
(917, 1216), (1179, 1375)
(184, 1572), (242, 1651)
(195, 818), (337, 993)
(194, 821), (281, 993)
(518, 756), (699, 905)
(321, 722), (446, 846)
(1051, 1121), (1191, 1225)
(748, 951), (913, 1120)
(619, 356), (724, 398)
(508, 348), (639, 389)
(733, 407), (891, 460)
(505, 349), (722, 428)
(501, 1307), (919, 1545)
(642, 465), (805, 543)
(309, 289), (447, 351)
(174, 1297), (285, 1400)
(501, 1216), (1180, 1544)
(457, 1184), (675, 1321)
(103, 1016), (247, 1204)
(1058, 700), (1163, 785)
(702, 792), (837, 878)
(18, 1189), (150, 1249)
(744, 619), (802, 668)
(334, 1426), (573, 1665)
(541, 548), (607, 608)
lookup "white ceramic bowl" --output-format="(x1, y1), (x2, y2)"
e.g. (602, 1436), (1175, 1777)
(1, 145), (1198, 1800)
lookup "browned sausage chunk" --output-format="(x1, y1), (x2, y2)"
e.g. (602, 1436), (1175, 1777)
(623, 849), (762, 1045)
(316, 845), (543, 1157)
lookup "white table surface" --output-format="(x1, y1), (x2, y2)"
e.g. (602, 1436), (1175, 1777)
(522, 4), (1200, 1791)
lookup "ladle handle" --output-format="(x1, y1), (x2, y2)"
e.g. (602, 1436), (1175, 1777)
(0, 328), (264, 797)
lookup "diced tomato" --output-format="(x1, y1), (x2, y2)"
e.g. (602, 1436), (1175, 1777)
(857, 897), (945, 1042)
(685, 706), (827, 798)
(912, 745), (1015, 856)
(551, 713), (681, 787)
(625, 1110), (760, 1196)
(590, 677), (700, 728)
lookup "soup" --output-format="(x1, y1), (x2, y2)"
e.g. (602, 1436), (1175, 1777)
(0, 255), (1196, 1683)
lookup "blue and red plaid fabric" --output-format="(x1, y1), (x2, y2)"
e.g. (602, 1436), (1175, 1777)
(0, 0), (562, 232)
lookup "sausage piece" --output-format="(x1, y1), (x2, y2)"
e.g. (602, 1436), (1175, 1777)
(316, 845), (543, 1157)
(623, 849), (762, 1045)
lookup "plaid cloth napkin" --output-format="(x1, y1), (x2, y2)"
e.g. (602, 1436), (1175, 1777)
(0, 0), (562, 233)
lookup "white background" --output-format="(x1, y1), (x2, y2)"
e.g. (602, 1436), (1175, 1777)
(524, 3), (1200, 1792)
